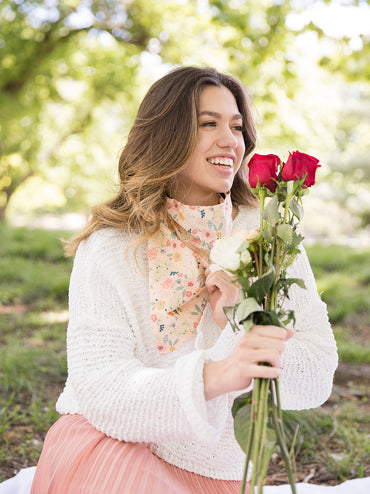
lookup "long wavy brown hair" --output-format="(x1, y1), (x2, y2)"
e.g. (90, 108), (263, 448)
(65, 66), (258, 256)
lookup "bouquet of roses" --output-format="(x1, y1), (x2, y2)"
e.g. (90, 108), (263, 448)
(210, 151), (321, 494)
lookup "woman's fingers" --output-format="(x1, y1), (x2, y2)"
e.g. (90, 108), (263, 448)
(285, 328), (295, 341)
(248, 324), (287, 340)
(204, 324), (295, 400)
(247, 364), (280, 380)
(205, 270), (239, 297)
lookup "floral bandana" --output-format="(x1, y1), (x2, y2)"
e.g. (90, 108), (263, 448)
(148, 194), (233, 354)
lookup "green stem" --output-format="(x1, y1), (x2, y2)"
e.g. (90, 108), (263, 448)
(273, 379), (283, 421)
(250, 379), (263, 488)
(283, 193), (293, 223)
(259, 188), (266, 232)
(240, 393), (257, 494)
(289, 425), (299, 481)
(256, 379), (270, 492)
(258, 442), (275, 494)
(267, 236), (282, 313)
(240, 452), (250, 494)
(270, 381), (297, 494)
(259, 188), (266, 276)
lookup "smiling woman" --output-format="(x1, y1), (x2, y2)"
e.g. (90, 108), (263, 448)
(25, 66), (337, 494)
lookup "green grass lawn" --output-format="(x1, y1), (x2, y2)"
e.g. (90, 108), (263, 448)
(0, 223), (369, 483)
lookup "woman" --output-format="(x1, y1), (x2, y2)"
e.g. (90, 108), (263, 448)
(31, 66), (337, 493)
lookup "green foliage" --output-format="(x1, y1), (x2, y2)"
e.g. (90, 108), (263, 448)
(0, 224), (72, 305)
(0, 0), (368, 228)
(0, 394), (25, 435)
(0, 256), (71, 305)
(306, 243), (370, 364)
(333, 326), (370, 364)
(0, 0), (305, 221)
(233, 403), (253, 453)
(0, 223), (67, 260)
(284, 403), (370, 482)
(0, 342), (67, 397)
(0, 225), (69, 480)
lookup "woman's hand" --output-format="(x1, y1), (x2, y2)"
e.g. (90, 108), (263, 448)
(205, 266), (240, 329)
(203, 325), (294, 401)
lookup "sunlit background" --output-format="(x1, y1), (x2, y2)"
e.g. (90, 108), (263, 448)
(1, 0), (370, 244)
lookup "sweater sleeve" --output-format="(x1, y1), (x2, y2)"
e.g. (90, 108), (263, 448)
(278, 246), (338, 410)
(62, 234), (228, 445)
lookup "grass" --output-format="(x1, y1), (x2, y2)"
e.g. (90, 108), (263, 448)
(0, 224), (369, 483)
(0, 223), (71, 481)
(307, 243), (370, 363)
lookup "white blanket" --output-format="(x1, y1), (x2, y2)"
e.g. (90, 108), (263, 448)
(0, 467), (369, 494)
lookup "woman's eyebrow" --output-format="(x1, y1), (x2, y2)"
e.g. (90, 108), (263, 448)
(199, 110), (243, 120)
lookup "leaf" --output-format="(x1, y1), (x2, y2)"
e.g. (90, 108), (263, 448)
(236, 239), (250, 253)
(233, 403), (252, 453)
(253, 310), (286, 328)
(247, 267), (275, 304)
(276, 223), (293, 242)
(243, 319), (254, 332)
(288, 278), (306, 290)
(238, 277), (251, 291)
(232, 392), (252, 418)
(235, 298), (262, 323)
(291, 231), (305, 248)
(262, 195), (280, 225)
(223, 305), (235, 323)
(279, 309), (296, 327)
(276, 277), (306, 297)
(262, 228), (273, 243)
(287, 180), (295, 195)
(289, 198), (304, 220)
(267, 311), (286, 327)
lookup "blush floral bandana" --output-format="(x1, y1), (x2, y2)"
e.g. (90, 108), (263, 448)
(148, 194), (233, 354)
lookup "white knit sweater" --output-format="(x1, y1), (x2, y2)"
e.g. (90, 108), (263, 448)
(56, 205), (338, 480)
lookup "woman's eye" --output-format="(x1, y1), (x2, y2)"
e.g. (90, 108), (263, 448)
(199, 121), (216, 127)
(233, 125), (244, 132)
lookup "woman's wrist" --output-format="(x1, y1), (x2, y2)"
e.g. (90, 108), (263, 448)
(203, 360), (226, 401)
(203, 359), (252, 401)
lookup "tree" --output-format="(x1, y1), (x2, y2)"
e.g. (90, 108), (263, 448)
(0, 0), (303, 220)
(0, 0), (150, 219)
(292, 0), (370, 227)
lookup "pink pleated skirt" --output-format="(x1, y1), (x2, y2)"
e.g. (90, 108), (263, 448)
(31, 414), (248, 493)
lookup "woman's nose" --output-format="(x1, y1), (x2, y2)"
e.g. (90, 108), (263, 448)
(217, 126), (238, 148)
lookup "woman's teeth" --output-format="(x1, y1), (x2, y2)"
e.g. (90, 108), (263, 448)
(207, 157), (233, 167)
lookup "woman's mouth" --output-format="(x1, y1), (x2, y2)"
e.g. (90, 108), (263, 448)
(207, 157), (234, 169)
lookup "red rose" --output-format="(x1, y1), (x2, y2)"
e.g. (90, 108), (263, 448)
(247, 153), (280, 192)
(281, 151), (320, 188)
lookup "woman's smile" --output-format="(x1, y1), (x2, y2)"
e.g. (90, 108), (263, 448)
(207, 155), (235, 172)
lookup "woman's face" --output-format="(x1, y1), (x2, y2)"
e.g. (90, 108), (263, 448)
(170, 84), (245, 206)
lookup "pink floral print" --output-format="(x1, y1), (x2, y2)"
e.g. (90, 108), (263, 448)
(148, 194), (233, 354)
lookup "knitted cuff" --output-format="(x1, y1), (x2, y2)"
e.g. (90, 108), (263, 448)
(175, 350), (228, 445)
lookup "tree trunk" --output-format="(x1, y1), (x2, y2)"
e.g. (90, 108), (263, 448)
(0, 204), (6, 222)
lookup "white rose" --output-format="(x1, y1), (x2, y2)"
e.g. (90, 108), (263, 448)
(210, 235), (245, 272)
(240, 249), (252, 265)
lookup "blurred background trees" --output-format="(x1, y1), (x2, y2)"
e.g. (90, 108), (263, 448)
(1, 0), (369, 239)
